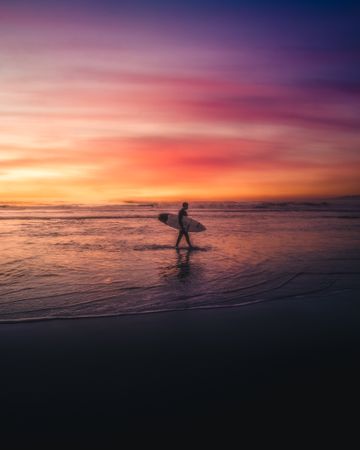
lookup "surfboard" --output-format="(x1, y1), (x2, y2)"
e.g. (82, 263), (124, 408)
(158, 213), (206, 232)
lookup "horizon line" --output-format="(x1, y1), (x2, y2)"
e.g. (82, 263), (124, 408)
(1, 194), (360, 206)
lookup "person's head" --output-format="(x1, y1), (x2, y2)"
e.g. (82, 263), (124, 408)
(182, 202), (189, 209)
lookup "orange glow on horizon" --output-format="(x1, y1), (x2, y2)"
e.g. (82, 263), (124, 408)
(1, 6), (359, 203)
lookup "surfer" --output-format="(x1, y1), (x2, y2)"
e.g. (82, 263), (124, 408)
(175, 202), (193, 249)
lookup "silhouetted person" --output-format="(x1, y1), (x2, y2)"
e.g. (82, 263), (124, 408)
(175, 202), (193, 249)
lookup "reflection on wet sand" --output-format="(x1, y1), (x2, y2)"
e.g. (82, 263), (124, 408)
(160, 247), (195, 282)
(175, 248), (192, 281)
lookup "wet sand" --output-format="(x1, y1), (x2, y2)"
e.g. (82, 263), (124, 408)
(1, 292), (359, 437)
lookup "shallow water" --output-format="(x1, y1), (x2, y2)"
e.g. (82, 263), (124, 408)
(1, 201), (359, 322)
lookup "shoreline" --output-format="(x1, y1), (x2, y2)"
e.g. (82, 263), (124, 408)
(0, 279), (337, 325)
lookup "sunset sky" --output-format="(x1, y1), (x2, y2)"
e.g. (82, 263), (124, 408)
(1, 0), (359, 202)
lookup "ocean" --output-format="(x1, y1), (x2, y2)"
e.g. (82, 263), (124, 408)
(1, 200), (359, 322)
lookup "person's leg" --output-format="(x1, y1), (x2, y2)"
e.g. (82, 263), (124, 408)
(184, 231), (193, 248)
(176, 231), (183, 247)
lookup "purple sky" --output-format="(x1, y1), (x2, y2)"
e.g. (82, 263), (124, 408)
(0, 0), (359, 201)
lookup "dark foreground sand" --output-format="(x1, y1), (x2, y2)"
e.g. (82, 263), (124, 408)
(1, 293), (359, 438)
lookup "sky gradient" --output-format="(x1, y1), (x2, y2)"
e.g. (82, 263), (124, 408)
(1, 0), (359, 202)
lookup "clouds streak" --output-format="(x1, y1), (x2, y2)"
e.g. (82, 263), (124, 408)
(0, 1), (359, 201)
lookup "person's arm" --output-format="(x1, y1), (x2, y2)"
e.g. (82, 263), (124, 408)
(178, 210), (186, 232)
